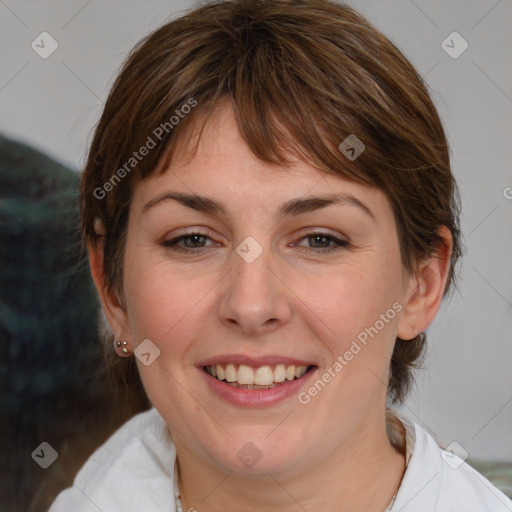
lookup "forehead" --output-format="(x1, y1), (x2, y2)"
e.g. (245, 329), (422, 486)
(132, 102), (391, 218)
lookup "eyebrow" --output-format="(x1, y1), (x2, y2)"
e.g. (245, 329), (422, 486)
(142, 191), (375, 220)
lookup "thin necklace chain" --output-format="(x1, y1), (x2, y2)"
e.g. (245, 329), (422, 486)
(174, 459), (184, 512)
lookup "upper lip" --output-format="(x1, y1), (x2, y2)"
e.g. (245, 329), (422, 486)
(196, 354), (317, 368)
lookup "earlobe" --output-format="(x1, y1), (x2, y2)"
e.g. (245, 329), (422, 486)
(114, 339), (133, 357)
(397, 226), (453, 340)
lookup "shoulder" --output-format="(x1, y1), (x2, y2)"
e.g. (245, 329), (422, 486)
(392, 414), (512, 511)
(48, 407), (177, 512)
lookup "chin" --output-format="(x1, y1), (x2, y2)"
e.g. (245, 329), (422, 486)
(200, 432), (308, 476)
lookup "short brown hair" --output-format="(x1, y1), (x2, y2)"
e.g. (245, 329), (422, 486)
(81, 0), (462, 406)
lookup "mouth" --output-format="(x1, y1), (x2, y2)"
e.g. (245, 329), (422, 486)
(197, 354), (318, 406)
(203, 363), (316, 389)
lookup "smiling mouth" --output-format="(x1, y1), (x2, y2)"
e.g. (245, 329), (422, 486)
(204, 363), (315, 389)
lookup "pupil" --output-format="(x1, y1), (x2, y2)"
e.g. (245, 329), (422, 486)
(311, 235), (328, 248)
(187, 235), (204, 247)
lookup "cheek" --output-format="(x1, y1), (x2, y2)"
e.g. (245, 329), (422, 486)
(122, 243), (216, 355)
(292, 259), (398, 355)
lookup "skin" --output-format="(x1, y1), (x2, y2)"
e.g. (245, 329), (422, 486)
(90, 101), (452, 512)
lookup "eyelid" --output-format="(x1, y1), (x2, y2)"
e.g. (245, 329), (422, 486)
(162, 227), (216, 242)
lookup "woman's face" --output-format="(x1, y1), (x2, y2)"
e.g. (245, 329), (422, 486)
(118, 103), (416, 475)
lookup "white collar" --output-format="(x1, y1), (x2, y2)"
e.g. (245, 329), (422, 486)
(49, 407), (512, 511)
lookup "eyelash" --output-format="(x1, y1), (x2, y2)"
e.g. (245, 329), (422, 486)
(162, 231), (349, 255)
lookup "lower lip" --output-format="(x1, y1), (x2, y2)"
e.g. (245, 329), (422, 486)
(198, 367), (317, 407)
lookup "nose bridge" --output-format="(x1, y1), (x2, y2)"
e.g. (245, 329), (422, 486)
(217, 235), (292, 334)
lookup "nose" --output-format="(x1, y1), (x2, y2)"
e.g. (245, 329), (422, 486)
(217, 240), (293, 336)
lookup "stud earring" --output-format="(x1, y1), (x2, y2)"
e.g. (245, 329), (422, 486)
(114, 340), (131, 357)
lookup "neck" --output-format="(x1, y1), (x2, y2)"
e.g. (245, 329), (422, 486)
(173, 412), (406, 512)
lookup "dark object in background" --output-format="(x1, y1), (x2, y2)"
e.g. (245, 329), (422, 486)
(0, 135), (146, 512)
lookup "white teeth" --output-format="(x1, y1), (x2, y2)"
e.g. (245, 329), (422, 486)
(273, 364), (286, 382)
(237, 365), (255, 385)
(295, 365), (308, 378)
(208, 363), (311, 385)
(254, 366), (274, 386)
(225, 363), (237, 382)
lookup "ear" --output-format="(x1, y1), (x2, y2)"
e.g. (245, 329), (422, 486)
(397, 226), (453, 340)
(88, 221), (130, 342)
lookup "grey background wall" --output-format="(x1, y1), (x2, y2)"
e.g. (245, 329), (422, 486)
(1, 0), (511, 461)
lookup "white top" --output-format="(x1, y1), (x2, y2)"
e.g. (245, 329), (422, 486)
(49, 407), (512, 512)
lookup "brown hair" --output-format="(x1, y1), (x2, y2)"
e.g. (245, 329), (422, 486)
(81, 0), (462, 406)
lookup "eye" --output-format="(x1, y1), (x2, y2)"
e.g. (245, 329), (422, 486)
(293, 232), (349, 254)
(162, 232), (217, 254)
(162, 231), (349, 255)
